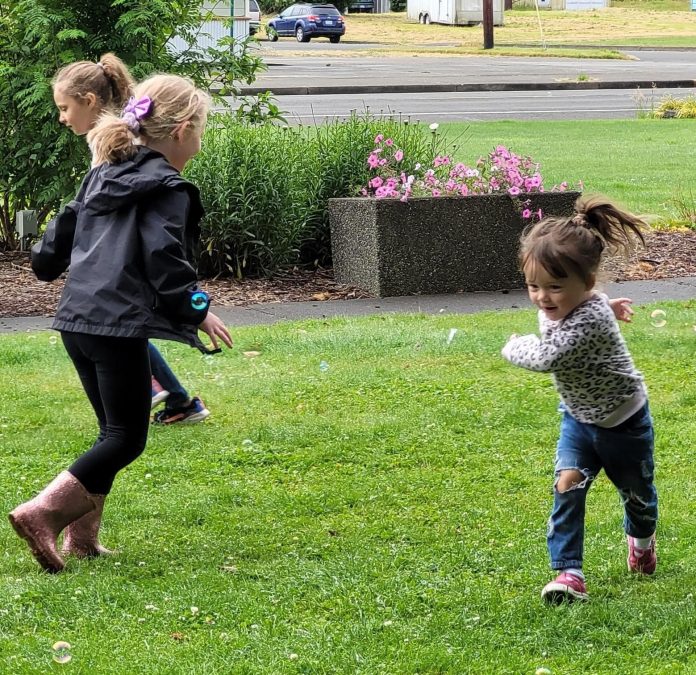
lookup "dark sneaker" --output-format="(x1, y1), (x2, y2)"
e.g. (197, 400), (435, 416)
(627, 535), (656, 575)
(151, 377), (170, 409)
(152, 397), (210, 425)
(541, 572), (589, 604)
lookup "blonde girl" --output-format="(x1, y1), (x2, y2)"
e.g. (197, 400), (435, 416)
(502, 195), (658, 604)
(9, 74), (232, 573)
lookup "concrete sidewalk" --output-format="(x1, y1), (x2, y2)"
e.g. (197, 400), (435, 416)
(2, 277), (694, 333)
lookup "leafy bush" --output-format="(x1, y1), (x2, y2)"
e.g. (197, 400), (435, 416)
(186, 113), (453, 278)
(0, 0), (267, 249)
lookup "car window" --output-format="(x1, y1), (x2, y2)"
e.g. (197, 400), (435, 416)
(249, 0), (259, 11)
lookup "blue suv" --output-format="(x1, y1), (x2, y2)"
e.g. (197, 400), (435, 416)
(267, 3), (346, 43)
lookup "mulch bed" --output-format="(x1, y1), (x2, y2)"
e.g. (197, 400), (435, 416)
(1, 230), (694, 318)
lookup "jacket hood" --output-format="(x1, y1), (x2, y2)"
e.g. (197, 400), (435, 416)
(83, 147), (202, 218)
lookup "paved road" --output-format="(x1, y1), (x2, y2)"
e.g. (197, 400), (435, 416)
(228, 86), (695, 123)
(246, 50), (696, 92)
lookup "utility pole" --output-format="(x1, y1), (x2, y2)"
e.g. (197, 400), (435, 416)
(483, 0), (494, 50)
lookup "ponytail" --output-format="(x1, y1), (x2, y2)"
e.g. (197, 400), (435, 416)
(572, 195), (646, 256)
(87, 115), (138, 166)
(53, 53), (134, 112)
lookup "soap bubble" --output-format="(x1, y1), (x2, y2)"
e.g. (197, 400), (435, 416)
(650, 309), (666, 328)
(319, 360), (329, 373)
(52, 641), (72, 664)
(48, 336), (58, 345)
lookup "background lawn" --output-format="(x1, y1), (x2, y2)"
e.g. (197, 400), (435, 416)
(438, 119), (696, 226)
(1, 303), (694, 673)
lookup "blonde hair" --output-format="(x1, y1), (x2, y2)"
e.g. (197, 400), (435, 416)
(53, 53), (134, 111)
(519, 195), (647, 284)
(87, 74), (210, 166)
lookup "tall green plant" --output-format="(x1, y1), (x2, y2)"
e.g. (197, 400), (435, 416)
(186, 113), (455, 278)
(0, 0), (268, 249)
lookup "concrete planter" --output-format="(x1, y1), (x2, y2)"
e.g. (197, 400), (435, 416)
(329, 191), (581, 297)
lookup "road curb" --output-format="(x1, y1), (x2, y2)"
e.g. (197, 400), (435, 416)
(239, 79), (696, 96)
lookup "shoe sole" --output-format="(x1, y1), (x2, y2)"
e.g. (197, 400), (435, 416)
(151, 391), (170, 409)
(180, 409), (210, 424)
(541, 582), (589, 605)
(8, 513), (64, 573)
(627, 558), (656, 575)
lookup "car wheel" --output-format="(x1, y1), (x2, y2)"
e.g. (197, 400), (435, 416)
(424, 13), (431, 24)
(419, 13), (424, 23)
(329, 35), (340, 43)
(296, 26), (310, 42)
(267, 27), (278, 41)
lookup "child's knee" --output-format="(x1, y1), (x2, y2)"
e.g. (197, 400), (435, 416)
(555, 469), (589, 493)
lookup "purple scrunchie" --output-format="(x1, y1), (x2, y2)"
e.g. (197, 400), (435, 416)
(121, 96), (152, 132)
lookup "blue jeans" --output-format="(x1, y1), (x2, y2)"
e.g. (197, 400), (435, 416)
(548, 403), (658, 571)
(148, 342), (189, 409)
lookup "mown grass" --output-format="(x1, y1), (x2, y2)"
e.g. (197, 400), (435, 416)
(1, 303), (695, 673)
(436, 119), (696, 226)
(261, 7), (696, 54)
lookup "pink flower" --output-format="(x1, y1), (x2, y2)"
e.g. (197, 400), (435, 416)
(374, 134), (383, 144)
(385, 138), (394, 147)
(522, 209), (532, 219)
(537, 209), (543, 219)
(394, 149), (404, 162)
(367, 154), (379, 169)
(508, 187), (521, 196)
(432, 189), (441, 197)
(370, 176), (383, 188)
(379, 158), (387, 166)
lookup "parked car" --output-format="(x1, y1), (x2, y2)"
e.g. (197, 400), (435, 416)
(249, 0), (261, 36)
(347, 0), (373, 11)
(267, 3), (346, 43)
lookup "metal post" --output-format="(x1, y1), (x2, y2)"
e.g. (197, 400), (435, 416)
(483, 0), (494, 49)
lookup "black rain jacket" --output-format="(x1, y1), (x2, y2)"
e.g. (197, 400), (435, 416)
(32, 147), (210, 350)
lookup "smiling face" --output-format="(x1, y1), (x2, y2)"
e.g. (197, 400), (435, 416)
(524, 262), (594, 321)
(53, 84), (100, 136)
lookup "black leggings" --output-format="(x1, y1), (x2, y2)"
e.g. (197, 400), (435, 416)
(61, 332), (151, 495)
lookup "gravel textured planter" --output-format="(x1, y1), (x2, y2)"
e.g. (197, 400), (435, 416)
(329, 192), (581, 297)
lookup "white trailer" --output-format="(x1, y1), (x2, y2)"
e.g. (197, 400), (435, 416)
(407, 0), (504, 26)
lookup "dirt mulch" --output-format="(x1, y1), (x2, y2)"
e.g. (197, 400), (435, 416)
(1, 229), (694, 318)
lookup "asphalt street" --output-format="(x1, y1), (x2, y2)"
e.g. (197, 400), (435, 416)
(225, 49), (696, 122)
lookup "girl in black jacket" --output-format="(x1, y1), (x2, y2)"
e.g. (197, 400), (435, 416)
(9, 74), (233, 573)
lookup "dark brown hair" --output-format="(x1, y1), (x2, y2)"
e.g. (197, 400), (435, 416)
(53, 53), (134, 111)
(519, 195), (647, 283)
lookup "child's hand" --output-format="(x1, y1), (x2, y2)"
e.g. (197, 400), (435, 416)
(609, 297), (634, 323)
(198, 311), (233, 350)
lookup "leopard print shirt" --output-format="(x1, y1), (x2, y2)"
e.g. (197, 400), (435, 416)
(501, 293), (646, 425)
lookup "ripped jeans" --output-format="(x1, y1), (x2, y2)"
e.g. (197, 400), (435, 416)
(548, 403), (658, 571)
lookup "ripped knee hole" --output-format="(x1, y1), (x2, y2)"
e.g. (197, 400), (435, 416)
(555, 469), (587, 493)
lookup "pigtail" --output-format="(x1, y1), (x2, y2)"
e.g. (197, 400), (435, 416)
(88, 114), (138, 166)
(98, 53), (135, 110)
(574, 195), (646, 256)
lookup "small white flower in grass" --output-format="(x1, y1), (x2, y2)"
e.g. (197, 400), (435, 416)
(429, 122), (439, 131)
(145, 604), (157, 611)
(137, 618), (146, 623)
(289, 653), (299, 660)
(382, 620), (393, 627)
(145, 473), (152, 479)
(535, 669), (552, 675)
(191, 607), (199, 615)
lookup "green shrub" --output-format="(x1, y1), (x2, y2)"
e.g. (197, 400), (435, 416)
(186, 113), (454, 278)
(651, 94), (696, 119)
(0, 0), (267, 249)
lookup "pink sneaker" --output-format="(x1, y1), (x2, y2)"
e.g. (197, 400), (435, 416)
(541, 572), (589, 604)
(627, 535), (656, 575)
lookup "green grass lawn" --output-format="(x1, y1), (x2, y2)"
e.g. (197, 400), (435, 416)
(1, 304), (695, 673)
(437, 119), (696, 225)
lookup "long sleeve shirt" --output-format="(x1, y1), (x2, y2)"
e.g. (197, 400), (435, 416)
(501, 293), (646, 427)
